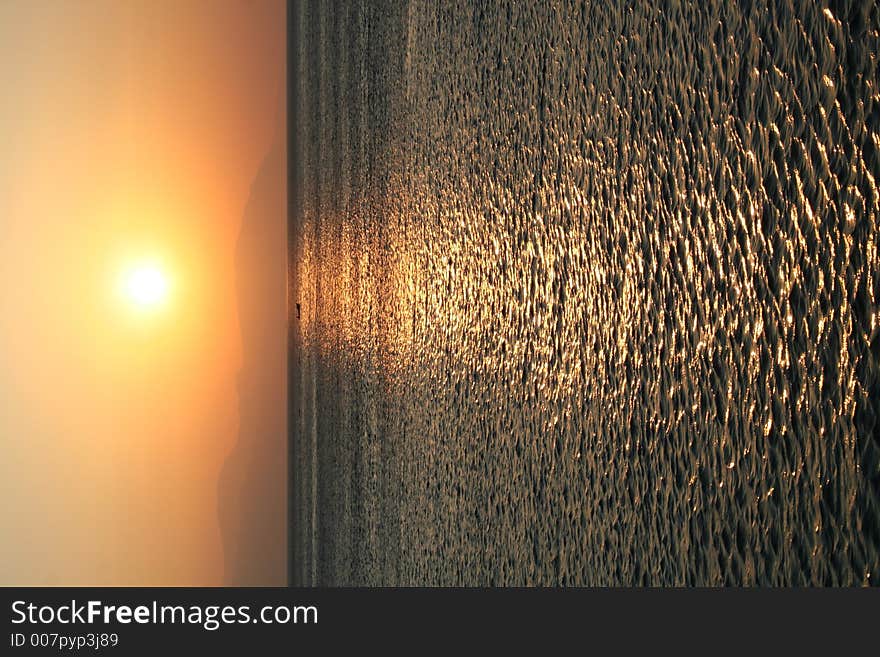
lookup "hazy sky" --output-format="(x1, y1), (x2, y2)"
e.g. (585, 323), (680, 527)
(0, 0), (286, 585)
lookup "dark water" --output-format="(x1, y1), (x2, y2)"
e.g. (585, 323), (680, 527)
(289, 0), (880, 585)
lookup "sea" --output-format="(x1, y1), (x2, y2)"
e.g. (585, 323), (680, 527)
(289, 0), (879, 585)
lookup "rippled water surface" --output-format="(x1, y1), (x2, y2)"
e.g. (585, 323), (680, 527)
(289, 0), (880, 585)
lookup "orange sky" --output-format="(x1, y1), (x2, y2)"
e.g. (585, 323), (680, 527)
(0, 0), (286, 585)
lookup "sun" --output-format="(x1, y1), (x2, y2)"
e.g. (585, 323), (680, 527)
(121, 263), (170, 309)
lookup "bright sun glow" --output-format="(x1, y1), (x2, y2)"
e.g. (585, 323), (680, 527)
(121, 264), (170, 309)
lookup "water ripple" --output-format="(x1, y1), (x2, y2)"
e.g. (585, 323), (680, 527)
(290, 0), (880, 586)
